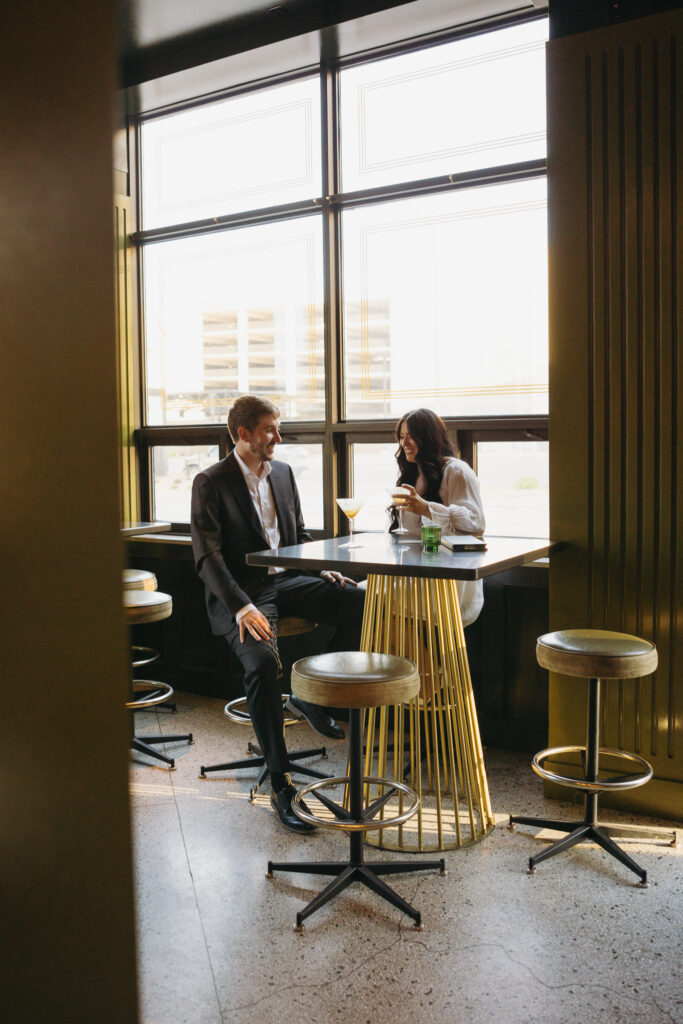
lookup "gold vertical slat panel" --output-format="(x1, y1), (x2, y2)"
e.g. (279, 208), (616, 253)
(547, 11), (681, 819)
(114, 195), (139, 523)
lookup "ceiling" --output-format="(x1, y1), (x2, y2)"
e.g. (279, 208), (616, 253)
(118, 0), (548, 89)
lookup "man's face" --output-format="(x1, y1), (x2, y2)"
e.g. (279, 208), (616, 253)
(243, 413), (282, 462)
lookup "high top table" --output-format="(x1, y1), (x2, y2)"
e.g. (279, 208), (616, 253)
(247, 533), (555, 853)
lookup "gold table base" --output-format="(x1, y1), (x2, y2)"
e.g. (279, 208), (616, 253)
(359, 573), (494, 852)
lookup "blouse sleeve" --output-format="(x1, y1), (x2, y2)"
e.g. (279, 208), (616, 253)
(425, 459), (486, 536)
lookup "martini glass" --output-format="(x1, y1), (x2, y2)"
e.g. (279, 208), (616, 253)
(386, 486), (411, 535)
(336, 498), (363, 548)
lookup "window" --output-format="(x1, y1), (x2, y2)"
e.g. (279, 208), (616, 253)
(135, 15), (549, 532)
(342, 179), (548, 420)
(143, 218), (324, 426)
(141, 77), (321, 228)
(339, 19), (546, 191)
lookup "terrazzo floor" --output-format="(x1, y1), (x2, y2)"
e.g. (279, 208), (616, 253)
(131, 693), (682, 1024)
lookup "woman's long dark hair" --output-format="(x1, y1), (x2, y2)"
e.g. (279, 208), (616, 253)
(395, 408), (456, 502)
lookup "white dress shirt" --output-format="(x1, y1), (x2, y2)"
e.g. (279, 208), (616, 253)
(233, 449), (284, 624)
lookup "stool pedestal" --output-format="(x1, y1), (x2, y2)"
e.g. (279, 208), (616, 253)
(510, 677), (653, 884)
(267, 652), (445, 930)
(509, 629), (675, 885)
(268, 706), (445, 931)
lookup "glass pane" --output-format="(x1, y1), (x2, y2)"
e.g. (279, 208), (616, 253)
(144, 217), (325, 425)
(152, 444), (220, 523)
(340, 19), (547, 192)
(141, 77), (321, 228)
(277, 443), (323, 531)
(476, 440), (549, 538)
(350, 442), (397, 533)
(342, 177), (547, 420)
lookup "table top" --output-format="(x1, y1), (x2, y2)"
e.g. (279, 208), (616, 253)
(121, 521), (171, 537)
(246, 532), (556, 581)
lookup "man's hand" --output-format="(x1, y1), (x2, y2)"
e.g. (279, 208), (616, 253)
(239, 607), (274, 643)
(320, 570), (358, 588)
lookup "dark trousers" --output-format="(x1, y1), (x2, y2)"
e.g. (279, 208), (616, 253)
(223, 573), (365, 776)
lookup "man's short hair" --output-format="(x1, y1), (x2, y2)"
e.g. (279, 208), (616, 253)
(227, 395), (280, 443)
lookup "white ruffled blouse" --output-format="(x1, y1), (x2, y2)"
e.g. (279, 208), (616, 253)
(401, 457), (486, 627)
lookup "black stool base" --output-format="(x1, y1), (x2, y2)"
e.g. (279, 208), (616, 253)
(131, 732), (194, 770)
(509, 813), (648, 885)
(134, 702), (177, 714)
(200, 742), (329, 800)
(267, 856), (446, 931)
(268, 706), (445, 929)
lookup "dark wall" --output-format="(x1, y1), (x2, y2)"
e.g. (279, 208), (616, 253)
(1, 2), (138, 1021)
(549, 0), (680, 38)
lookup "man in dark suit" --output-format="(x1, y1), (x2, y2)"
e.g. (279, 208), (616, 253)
(191, 394), (365, 833)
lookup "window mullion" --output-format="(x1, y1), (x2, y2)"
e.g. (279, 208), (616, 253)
(321, 63), (345, 536)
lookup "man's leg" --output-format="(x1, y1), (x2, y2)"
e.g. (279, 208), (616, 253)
(274, 573), (365, 646)
(223, 603), (289, 778)
(223, 604), (317, 834)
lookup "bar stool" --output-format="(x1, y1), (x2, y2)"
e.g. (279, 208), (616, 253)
(123, 568), (177, 713)
(123, 590), (193, 770)
(509, 629), (664, 886)
(200, 616), (328, 798)
(267, 651), (446, 931)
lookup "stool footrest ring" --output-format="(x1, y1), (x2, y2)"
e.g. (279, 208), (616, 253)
(532, 745), (653, 792)
(131, 645), (159, 669)
(292, 775), (419, 832)
(126, 680), (174, 710)
(224, 695), (300, 726)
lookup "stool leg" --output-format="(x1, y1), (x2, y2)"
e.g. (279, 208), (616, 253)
(527, 823), (592, 871)
(590, 828), (648, 883)
(200, 745), (329, 790)
(599, 823), (678, 847)
(132, 737), (176, 769)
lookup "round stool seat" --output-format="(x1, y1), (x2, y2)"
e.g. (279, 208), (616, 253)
(123, 590), (172, 625)
(291, 651), (420, 709)
(537, 629), (658, 679)
(123, 568), (158, 591)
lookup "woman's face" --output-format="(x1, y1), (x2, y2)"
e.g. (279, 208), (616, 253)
(399, 421), (419, 463)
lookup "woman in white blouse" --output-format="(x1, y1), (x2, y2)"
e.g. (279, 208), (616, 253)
(390, 408), (486, 627)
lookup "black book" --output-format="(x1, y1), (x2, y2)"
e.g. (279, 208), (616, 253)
(441, 534), (487, 551)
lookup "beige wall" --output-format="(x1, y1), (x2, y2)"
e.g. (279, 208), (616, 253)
(0, 2), (139, 1020)
(547, 9), (681, 818)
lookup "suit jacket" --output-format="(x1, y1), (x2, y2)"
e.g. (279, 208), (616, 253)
(190, 452), (312, 636)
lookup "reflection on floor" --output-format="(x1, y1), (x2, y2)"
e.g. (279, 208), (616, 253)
(132, 693), (682, 1024)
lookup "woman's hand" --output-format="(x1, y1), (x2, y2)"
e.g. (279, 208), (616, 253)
(400, 484), (430, 518)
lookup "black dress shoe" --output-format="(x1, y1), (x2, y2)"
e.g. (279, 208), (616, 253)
(270, 784), (317, 834)
(285, 697), (345, 740)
